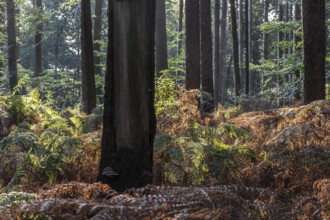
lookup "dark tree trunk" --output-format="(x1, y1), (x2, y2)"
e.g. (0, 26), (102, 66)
(93, 0), (103, 78)
(220, 0), (228, 104)
(0, 1), (4, 79)
(285, 3), (291, 55)
(185, 0), (200, 90)
(230, 0), (241, 97)
(277, 2), (284, 62)
(248, 0), (253, 94)
(294, 2), (302, 100)
(34, 0), (43, 77)
(155, 0), (168, 76)
(200, 0), (213, 95)
(177, 0), (184, 54)
(15, 4), (19, 61)
(302, 0), (325, 103)
(175, 0), (184, 86)
(81, 0), (96, 114)
(214, 0), (220, 108)
(263, 0), (269, 60)
(99, 0), (156, 192)
(6, 0), (18, 92)
(245, 0), (249, 95)
(238, 0), (244, 90)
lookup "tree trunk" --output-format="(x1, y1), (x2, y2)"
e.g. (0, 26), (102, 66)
(245, 0), (249, 95)
(238, 0), (244, 90)
(248, 0), (253, 94)
(34, 0), (43, 77)
(200, 0), (213, 96)
(155, 0), (168, 76)
(177, 0), (184, 54)
(293, 2), (301, 100)
(185, 0), (200, 90)
(303, 0), (325, 103)
(0, 0), (4, 79)
(15, 4), (19, 61)
(99, 0), (156, 192)
(93, 0), (103, 78)
(6, 0), (18, 92)
(277, 2), (284, 62)
(81, 0), (96, 114)
(175, 0), (184, 86)
(214, 0), (220, 108)
(263, 0), (269, 60)
(220, 0), (228, 104)
(230, 0), (241, 97)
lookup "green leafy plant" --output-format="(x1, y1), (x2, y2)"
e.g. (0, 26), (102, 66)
(155, 71), (177, 116)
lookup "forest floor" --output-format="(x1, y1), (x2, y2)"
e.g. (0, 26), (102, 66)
(0, 90), (330, 219)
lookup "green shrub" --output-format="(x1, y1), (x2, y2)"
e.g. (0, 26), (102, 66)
(155, 72), (177, 116)
(155, 120), (256, 186)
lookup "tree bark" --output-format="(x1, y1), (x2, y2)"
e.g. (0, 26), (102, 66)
(93, 0), (103, 78)
(230, 0), (241, 97)
(214, 0), (220, 107)
(155, 0), (168, 76)
(15, 4), (19, 61)
(0, 0), (4, 79)
(302, 0), (325, 103)
(293, 2), (301, 100)
(99, 0), (156, 192)
(245, 0), (249, 95)
(177, 0), (184, 54)
(34, 0), (43, 77)
(238, 0), (244, 90)
(248, 0), (253, 94)
(185, 0), (200, 90)
(263, 0), (269, 60)
(277, 2), (284, 63)
(81, 0), (96, 114)
(6, 0), (18, 92)
(200, 0), (213, 95)
(175, 0), (184, 86)
(220, 0), (228, 103)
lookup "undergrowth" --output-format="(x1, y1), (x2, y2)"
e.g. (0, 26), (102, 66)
(0, 88), (101, 191)
(155, 119), (256, 186)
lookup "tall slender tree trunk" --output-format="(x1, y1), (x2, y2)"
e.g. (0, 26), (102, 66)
(277, 1), (284, 105)
(15, 4), (19, 61)
(6, 0), (18, 92)
(81, 0), (96, 114)
(238, 0), (244, 90)
(155, 0), (168, 76)
(230, 0), (241, 97)
(261, 0), (269, 94)
(34, 0), (43, 77)
(200, 0), (213, 96)
(0, 0), (5, 79)
(303, 0), (325, 103)
(220, 0), (228, 103)
(214, 0), (220, 108)
(185, 0), (200, 90)
(277, 2), (284, 62)
(294, 2), (301, 100)
(245, 0), (249, 95)
(263, 0), (269, 60)
(177, 0), (184, 54)
(99, 0), (156, 192)
(248, 0), (253, 94)
(93, 0), (103, 78)
(175, 0), (184, 86)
